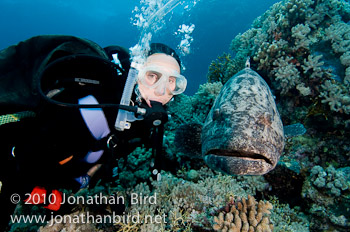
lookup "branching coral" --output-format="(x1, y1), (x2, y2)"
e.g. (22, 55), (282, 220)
(212, 195), (273, 232)
(166, 94), (195, 129)
(207, 53), (234, 84)
(292, 23), (311, 50)
(301, 54), (325, 79)
(305, 4), (326, 29)
(320, 80), (350, 114)
(254, 39), (288, 71)
(324, 20), (350, 84)
(345, 67), (350, 85)
(272, 56), (301, 94)
(296, 83), (311, 96)
(324, 22), (350, 54)
(340, 51), (350, 66)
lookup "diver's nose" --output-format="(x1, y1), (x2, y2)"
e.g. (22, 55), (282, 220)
(154, 86), (166, 96)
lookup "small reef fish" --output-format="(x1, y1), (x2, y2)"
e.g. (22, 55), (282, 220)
(202, 68), (285, 175)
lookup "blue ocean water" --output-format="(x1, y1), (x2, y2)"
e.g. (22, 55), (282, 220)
(0, 0), (279, 95)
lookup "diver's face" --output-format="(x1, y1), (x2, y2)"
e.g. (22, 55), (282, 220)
(137, 53), (181, 107)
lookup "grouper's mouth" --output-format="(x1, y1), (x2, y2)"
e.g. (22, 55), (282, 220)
(203, 149), (274, 175)
(207, 149), (273, 165)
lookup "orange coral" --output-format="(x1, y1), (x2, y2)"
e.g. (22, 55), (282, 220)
(213, 195), (273, 232)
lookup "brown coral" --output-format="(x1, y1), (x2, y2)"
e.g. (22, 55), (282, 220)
(213, 195), (273, 232)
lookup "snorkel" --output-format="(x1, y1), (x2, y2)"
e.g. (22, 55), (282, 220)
(113, 48), (146, 131)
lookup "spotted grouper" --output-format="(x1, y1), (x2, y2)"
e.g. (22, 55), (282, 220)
(202, 67), (284, 175)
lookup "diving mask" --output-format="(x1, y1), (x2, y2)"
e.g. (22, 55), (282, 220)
(138, 66), (187, 95)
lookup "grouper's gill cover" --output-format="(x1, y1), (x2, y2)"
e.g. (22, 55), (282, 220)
(202, 68), (284, 175)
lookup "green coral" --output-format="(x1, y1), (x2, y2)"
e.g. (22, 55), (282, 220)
(302, 165), (350, 229)
(191, 82), (223, 123)
(207, 53), (233, 84)
(8, 204), (47, 232)
(207, 53), (245, 84)
(167, 81), (223, 126)
(166, 94), (194, 129)
(115, 146), (153, 189)
(269, 197), (309, 232)
(310, 165), (349, 197)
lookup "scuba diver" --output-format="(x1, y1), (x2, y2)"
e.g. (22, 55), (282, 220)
(0, 35), (186, 230)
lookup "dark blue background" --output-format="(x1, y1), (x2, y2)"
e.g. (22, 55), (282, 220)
(0, 0), (279, 95)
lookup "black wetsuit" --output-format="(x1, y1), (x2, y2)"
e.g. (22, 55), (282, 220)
(14, 81), (153, 190)
(0, 35), (158, 230)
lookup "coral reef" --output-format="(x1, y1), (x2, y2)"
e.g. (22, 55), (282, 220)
(269, 196), (309, 232)
(7, 204), (47, 232)
(310, 165), (349, 197)
(320, 80), (350, 114)
(207, 53), (245, 84)
(116, 169), (306, 232)
(301, 165), (350, 229)
(114, 146), (153, 189)
(291, 24), (311, 51)
(272, 56), (300, 94)
(191, 82), (223, 123)
(217, 0), (350, 117)
(39, 211), (103, 232)
(140, 171), (263, 219)
(301, 54), (324, 79)
(212, 195), (273, 232)
(10, 166), (308, 232)
(167, 81), (223, 126)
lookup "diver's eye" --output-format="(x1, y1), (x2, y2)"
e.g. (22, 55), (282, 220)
(145, 71), (161, 85)
(168, 76), (176, 90)
(168, 76), (176, 84)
